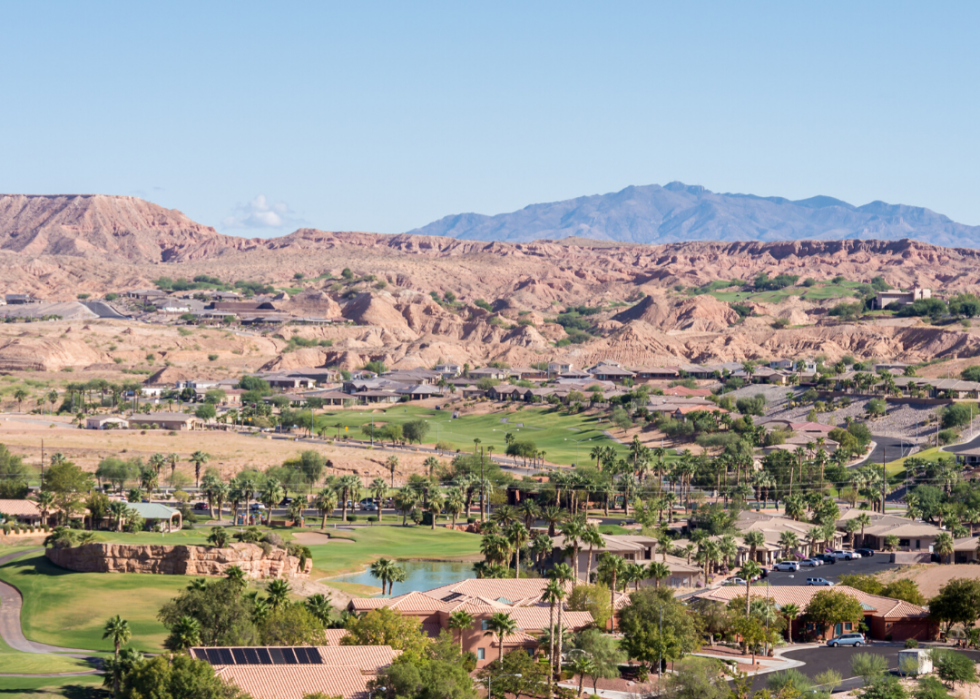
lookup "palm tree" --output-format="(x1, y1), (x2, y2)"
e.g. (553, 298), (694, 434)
(581, 525), (605, 582)
(549, 563), (574, 668)
(200, 473), (222, 519)
(164, 615), (201, 653)
(13, 388), (28, 412)
(225, 565), (247, 591)
(541, 579), (565, 699)
(188, 451), (210, 488)
(385, 455), (399, 487)
(647, 561), (670, 589)
(427, 491), (444, 530)
(935, 531), (954, 565)
(370, 479), (389, 521)
(777, 531), (799, 559)
(520, 499), (541, 529)
(743, 531), (766, 564)
(315, 487), (338, 529)
(855, 513), (872, 547)
(506, 522), (530, 577)
(531, 533), (553, 574)
(338, 475), (361, 522)
(266, 578), (291, 610)
(484, 611), (518, 663)
(444, 488), (465, 529)
(305, 593), (333, 625)
(166, 452), (180, 486)
(739, 560), (763, 617)
(781, 603), (801, 643)
(35, 491), (54, 526)
(447, 610), (475, 653)
(560, 518), (586, 582)
(103, 615), (131, 696)
(261, 479), (285, 513)
(542, 506), (564, 537)
(481, 533), (510, 567)
(596, 553), (626, 631)
(148, 453), (167, 479)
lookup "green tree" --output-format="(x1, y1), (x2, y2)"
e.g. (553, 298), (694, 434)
(447, 610), (475, 653)
(120, 653), (251, 699)
(188, 451), (210, 488)
(305, 593), (333, 626)
(0, 444), (30, 498)
(805, 590), (865, 639)
(931, 649), (978, 689)
(42, 460), (93, 525)
(403, 419), (430, 444)
(207, 527), (230, 548)
(163, 616), (202, 654)
(665, 656), (729, 699)
(260, 603), (325, 646)
(929, 578), (980, 634)
(103, 615), (132, 696)
(852, 652), (889, 682)
(566, 583), (613, 632)
(572, 628), (627, 694)
(483, 611), (518, 663)
(342, 607), (431, 662)
(617, 587), (701, 674)
(12, 387), (28, 412)
(298, 450), (326, 493)
(158, 578), (258, 647)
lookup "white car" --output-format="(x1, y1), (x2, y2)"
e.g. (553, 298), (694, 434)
(773, 561), (799, 572)
(726, 577), (748, 586)
(800, 558), (821, 567)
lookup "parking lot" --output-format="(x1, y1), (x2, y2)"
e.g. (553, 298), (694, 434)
(764, 553), (903, 586)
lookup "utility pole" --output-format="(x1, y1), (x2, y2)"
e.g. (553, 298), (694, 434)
(40, 439), (45, 483)
(480, 446), (486, 523)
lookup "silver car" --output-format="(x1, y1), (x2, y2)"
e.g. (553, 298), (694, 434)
(827, 632), (865, 647)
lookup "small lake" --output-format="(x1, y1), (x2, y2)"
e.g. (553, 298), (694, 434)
(331, 560), (476, 596)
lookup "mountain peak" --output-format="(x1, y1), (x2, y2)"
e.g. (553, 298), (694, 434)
(407, 183), (980, 247)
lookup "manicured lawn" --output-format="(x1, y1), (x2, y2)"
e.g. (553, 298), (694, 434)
(0, 552), (187, 652)
(298, 525), (482, 577)
(884, 446), (945, 476)
(0, 634), (101, 675)
(709, 280), (868, 305)
(92, 528), (215, 546)
(314, 405), (629, 465)
(0, 674), (102, 698)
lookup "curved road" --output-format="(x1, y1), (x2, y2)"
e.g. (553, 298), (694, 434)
(0, 549), (102, 676)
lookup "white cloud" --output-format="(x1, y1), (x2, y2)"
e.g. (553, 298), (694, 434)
(222, 195), (303, 231)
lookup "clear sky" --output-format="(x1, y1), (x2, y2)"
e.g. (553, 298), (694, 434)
(2, 2), (978, 236)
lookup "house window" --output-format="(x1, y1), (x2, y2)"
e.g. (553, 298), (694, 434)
(844, 623), (852, 631)
(481, 620), (489, 631)
(477, 649), (485, 660)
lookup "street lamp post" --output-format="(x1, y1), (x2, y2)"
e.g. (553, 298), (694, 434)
(564, 437), (592, 468)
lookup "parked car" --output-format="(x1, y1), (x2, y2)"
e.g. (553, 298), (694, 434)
(855, 548), (875, 557)
(815, 554), (837, 565)
(826, 632), (866, 647)
(806, 577), (835, 586)
(831, 550), (854, 560)
(726, 577), (748, 586)
(194, 502), (209, 511)
(279, 497), (293, 506)
(249, 503), (266, 511)
(800, 558), (820, 567)
(773, 561), (799, 572)
(360, 502), (378, 512)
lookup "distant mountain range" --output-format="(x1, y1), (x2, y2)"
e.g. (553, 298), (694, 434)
(407, 182), (980, 247)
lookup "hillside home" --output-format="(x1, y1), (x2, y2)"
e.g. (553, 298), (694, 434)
(548, 361), (573, 375)
(875, 288), (931, 310)
(433, 363), (462, 378)
(132, 413), (198, 430)
(85, 415), (130, 430)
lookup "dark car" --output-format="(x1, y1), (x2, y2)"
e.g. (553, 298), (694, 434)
(855, 548), (875, 557)
(279, 497), (293, 506)
(193, 502), (209, 511)
(815, 554), (837, 565)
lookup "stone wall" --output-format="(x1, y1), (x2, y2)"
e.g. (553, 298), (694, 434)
(46, 542), (312, 579)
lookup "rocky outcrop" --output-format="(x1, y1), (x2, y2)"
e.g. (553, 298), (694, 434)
(45, 542), (312, 579)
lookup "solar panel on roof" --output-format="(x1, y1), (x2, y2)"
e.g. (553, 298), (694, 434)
(297, 647), (316, 664)
(282, 648), (298, 664)
(440, 592), (463, 602)
(216, 648), (235, 665)
(200, 648), (219, 664)
(269, 647), (285, 664)
(307, 647), (322, 664)
(243, 648), (260, 664)
(256, 648), (272, 665)
(232, 648), (248, 664)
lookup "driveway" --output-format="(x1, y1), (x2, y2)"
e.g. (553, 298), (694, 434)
(764, 554), (901, 586)
(750, 646), (980, 693)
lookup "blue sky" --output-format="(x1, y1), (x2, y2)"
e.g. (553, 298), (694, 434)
(2, 2), (978, 236)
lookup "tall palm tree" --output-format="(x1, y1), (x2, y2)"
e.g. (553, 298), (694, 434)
(581, 525), (605, 582)
(647, 561), (670, 589)
(188, 451), (210, 488)
(531, 533), (553, 574)
(519, 499), (541, 529)
(427, 491), (444, 530)
(739, 560), (763, 618)
(369, 479), (389, 521)
(743, 531), (766, 564)
(506, 522), (530, 577)
(148, 453), (167, 479)
(541, 578), (564, 699)
(484, 611), (518, 663)
(542, 506), (565, 537)
(103, 615), (131, 696)
(166, 452), (180, 486)
(560, 518), (586, 582)
(385, 455), (399, 487)
(781, 603), (801, 643)
(935, 531), (954, 565)
(855, 513), (872, 546)
(596, 553), (626, 632)
(444, 488), (466, 529)
(305, 594), (333, 625)
(447, 610), (475, 653)
(481, 533), (510, 567)
(315, 487), (338, 529)
(338, 475), (362, 522)
(549, 563), (574, 667)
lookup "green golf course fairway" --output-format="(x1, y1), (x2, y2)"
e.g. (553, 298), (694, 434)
(0, 552), (185, 652)
(315, 405), (629, 465)
(0, 674), (102, 699)
(0, 634), (99, 674)
(300, 525), (482, 577)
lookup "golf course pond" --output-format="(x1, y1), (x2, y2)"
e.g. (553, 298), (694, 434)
(330, 560), (475, 596)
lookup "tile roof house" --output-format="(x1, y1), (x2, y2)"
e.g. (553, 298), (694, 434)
(692, 584), (936, 642)
(550, 534), (702, 588)
(193, 645), (398, 699)
(836, 509), (942, 552)
(346, 578), (593, 667)
(0, 498), (44, 524)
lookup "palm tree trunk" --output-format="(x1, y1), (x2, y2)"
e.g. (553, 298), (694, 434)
(548, 601), (555, 699)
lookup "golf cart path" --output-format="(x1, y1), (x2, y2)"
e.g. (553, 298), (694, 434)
(0, 547), (103, 673)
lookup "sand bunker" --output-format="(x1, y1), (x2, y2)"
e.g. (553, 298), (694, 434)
(293, 532), (353, 545)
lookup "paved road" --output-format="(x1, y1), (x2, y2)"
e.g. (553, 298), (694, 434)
(81, 301), (129, 319)
(0, 549), (102, 668)
(865, 435), (917, 468)
(750, 646), (980, 693)
(763, 553), (901, 586)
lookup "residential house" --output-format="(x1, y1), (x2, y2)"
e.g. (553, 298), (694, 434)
(357, 390), (400, 404)
(4, 294), (34, 304)
(589, 365), (637, 383)
(558, 369), (593, 380)
(468, 367), (509, 381)
(433, 363), (462, 378)
(192, 645), (399, 699)
(956, 447), (980, 467)
(509, 366), (548, 380)
(394, 384), (445, 401)
(632, 366), (681, 380)
(875, 288), (931, 310)
(487, 385), (524, 401)
(550, 534), (702, 588)
(346, 578), (593, 667)
(692, 585), (936, 641)
(0, 498), (46, 525)
(131, 413), (199, 430)
(837, 509), (943, 552)
(125, 502), (182, 532)
(547, 361), (573, 376)
(124, 289), (167, 300)
(85, 415), (130, 430)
